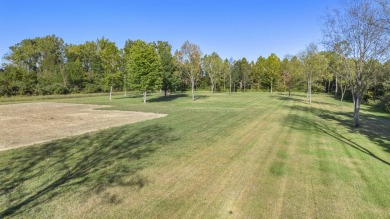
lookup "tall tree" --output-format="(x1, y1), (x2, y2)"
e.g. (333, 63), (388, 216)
(301, 44), (328, 104)
(155, 41), (175, 96)
(122, 40), (135, 96)
(97, 38), (121, 100)
(280, 57), (292, 95)
(240, 58), (251, 92)
(323, 0), (390, 127)
(175, 41), (202, 101)
(127, 40), (162, 103)
(264, 53), (281, 93)
(202, 52), (223, 93)
(222, 58), (230, 91)
(4, 35), (66, 94)
(253, 56), (266, 90)
(228, 57), (234, 94)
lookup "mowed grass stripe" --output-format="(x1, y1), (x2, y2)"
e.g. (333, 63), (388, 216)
(132, 93), (284, 218)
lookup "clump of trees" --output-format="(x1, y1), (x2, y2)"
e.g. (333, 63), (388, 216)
(0, 37), (195, 103)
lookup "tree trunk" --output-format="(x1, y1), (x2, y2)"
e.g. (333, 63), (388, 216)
(309, 77), (312, 104)
(211, 79), (214, 93)
(353, 92), (361, 127)
(109, 85), (112, 101)
(164, 89), (167, 97)
(288, 83), (291, 97)
(335, 75), (338, 96)
(229, 72), (232, 95)
(340, 83), (346, 102)
(270, 78), (273, 93)
(143, 91), (147, 104)
(243, 75), (246, 92)
(352, 76), (363, 127)
(191, 78), (195, 101)
(124, 74), (127, 96)
(224, 75), (226, 91)
(307, 80), (309, 98)
(328, 80), (331, 93)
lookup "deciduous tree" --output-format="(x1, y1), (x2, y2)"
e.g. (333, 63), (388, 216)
(127, 40), (162, 103)
(301, 44), (328, 104)
(175, 41), (202, 101)
(264, 53), (281, 93)
(323, 0), (390, 126)
(155, 41), (175, 96)
(202, 52), (223, 93)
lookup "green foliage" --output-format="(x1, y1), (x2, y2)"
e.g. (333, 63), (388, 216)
(202, 52), (223, 92)
(175, 41), (202, 100)
(155, 41), (176, 95)
(264, 53), (281, 92)
(240, 58), (251, 91)
(65, 59), (86, 91)
(0, 34), (388, 107)
(253, 56), (266, 90)
(127, 40), (162, 92)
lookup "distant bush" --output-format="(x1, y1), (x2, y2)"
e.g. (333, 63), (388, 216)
(379, 94), (390, 113)
(84, 83), (102, 93)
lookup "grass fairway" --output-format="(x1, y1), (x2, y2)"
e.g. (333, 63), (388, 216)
(1, 92), (390, 218)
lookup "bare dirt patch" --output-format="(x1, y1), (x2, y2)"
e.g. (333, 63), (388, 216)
(0, 102), (167, 151)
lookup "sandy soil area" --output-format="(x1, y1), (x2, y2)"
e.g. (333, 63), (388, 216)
(0, 102), (167, 151)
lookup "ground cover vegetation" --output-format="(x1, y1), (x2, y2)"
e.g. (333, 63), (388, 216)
(0, 0), (390, 217)
(0, 92), (389, 218)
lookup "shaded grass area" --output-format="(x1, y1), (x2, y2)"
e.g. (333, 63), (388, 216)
(1, 91), (390, 218)
(0, 123), (177, 218)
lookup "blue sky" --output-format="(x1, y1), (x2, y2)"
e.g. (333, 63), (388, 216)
(0, 0), (338, 64)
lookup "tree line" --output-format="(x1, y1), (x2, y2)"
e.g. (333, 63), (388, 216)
(0, 0), (389, 126)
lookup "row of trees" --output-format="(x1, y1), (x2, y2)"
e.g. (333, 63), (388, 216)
(0, 0), (389, 127)
(0, 35), (331, 98)
(1, 35), (389, 103)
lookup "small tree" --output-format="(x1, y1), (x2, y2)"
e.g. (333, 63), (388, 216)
(253, 56), (266, 91)
(155, 41), (175, 96)
(264, 53), (281, 93)
(202, 52), (223, 93)
(97, 38), (121, 100)
(127, 40), (162, 103)
(301, 44), (328, 104)
(175, 41), (202, 101)
(240, 58), (251, 92)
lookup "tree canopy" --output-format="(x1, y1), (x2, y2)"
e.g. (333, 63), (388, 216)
(127, 40), (162, 103)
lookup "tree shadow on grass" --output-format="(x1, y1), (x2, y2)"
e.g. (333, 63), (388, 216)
(0, 123), (178, 217)
(148, 94), (189, 102)
(273, 93), (338, 107)
(194, 95), (209, 100)
(286, 104), (390, 166)
(115, 94), (144, 99)
(149, 93), (209, 102)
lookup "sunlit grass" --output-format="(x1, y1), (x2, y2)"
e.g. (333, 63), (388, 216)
(1, 91), (390, 218)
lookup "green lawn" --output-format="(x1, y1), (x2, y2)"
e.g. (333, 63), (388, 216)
(1, 91), (390, 218)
